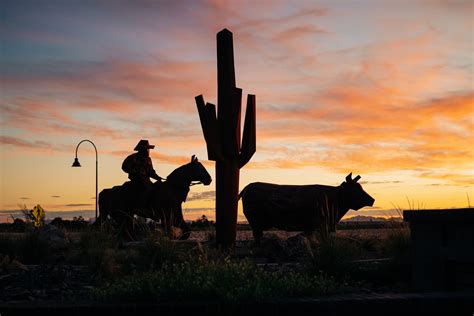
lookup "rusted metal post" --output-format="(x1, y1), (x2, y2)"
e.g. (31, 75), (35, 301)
(195, 29), (256, 249)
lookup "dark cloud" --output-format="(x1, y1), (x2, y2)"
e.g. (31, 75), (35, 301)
(65, 203), (93, 207)
(19, 197), (30, 200)
(186, 191), (215, 202)
(0, 135), (58, 151)
(182, 207), (214, 214)
(51, 195), (61, 198)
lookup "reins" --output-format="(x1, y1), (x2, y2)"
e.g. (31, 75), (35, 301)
(163, 178), (203, 187)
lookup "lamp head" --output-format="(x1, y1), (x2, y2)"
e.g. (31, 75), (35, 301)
(72, 158), (81, 167)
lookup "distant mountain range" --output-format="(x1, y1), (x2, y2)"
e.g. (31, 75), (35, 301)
(342, 215), (403, 222)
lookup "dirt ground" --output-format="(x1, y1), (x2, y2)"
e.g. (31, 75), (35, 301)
(188, 228), (396, 242)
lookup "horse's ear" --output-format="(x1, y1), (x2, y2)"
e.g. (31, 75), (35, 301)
(354, 175), (361, 182)
(191, 155), (196, 162)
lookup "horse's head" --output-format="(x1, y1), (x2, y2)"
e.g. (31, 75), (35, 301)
(161, 155), (211, 203)
(188, 155), (212, 185)
(166, 155), (212, 187)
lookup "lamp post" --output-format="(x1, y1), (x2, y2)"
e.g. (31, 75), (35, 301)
(72, 139), (98, 222)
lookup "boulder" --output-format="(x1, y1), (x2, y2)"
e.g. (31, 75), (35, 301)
(258, 233), (310, 262)
(38, 224), (69, 250)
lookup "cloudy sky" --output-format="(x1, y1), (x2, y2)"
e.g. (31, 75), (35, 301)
(1, 0), (472, 221)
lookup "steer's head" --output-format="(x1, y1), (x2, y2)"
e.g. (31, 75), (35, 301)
(340, 173), (375, 211)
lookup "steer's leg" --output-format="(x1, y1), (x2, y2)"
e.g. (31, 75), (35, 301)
(243, 207), (263, 245)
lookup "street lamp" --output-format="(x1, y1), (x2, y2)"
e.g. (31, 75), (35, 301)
(72, 139), (98, 222)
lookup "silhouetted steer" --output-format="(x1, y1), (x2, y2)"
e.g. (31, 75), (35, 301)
(239, 173), (375, 243)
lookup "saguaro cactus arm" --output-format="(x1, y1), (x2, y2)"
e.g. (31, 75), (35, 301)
(239, 94), (256, 168)
(230, 87), (242, 155)
(195, 95), (222, 161)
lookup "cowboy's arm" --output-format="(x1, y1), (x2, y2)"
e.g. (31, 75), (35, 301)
(147, 157), (164, 181)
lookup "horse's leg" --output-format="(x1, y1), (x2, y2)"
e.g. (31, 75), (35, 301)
(175, 204), (191, 240)
(124, 213), (136, 241)
(111, 209), (135, 241)
(160, 208), (173, 239)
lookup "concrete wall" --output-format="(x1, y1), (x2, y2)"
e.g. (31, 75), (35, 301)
(403, 209), (474, 291)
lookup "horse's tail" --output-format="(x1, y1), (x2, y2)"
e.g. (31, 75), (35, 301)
(96, 188), (111, 225)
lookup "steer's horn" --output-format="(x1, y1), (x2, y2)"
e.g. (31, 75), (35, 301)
(346, 173), (353, 182)
(354, 175), (361, 182)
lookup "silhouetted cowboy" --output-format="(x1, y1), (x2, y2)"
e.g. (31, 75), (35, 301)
(122, 140), (163, 193)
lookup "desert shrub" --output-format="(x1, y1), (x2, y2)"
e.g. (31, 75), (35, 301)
(341, 226), (412, 288)
(12, 219), (30, 232)
(20, 230), (52, 263)
(189, 215), (215, 229)
(0, 235), (17, 257)
(306, 234), (362, 279)
(92, 258), (352, 303)
(122, 233), (183, 273)
(49, 216), (91, 231)
(67, 229), (118, 280)
(67, 229), (189, 280)
(377, 227), (411, 285)
(50, 217), (64, 228)
(378, 227), (411, 260)
(205, 227), (216, 242)
(0, 231), (52, 264)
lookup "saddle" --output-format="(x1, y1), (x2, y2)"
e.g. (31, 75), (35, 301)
(120, 180), (162, 210)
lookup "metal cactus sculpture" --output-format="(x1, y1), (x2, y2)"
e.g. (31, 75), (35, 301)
(195, 29), (256, 249)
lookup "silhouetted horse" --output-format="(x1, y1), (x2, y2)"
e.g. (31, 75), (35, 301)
(97, 155), (212, 240)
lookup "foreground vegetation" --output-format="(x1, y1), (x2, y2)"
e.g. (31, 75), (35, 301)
(0, 215), (411, 303)
(93, 257), (353, 303)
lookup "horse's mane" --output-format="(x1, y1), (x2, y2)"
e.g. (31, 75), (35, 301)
(163, 161), (195, 203)
(167, 161), (192, 184)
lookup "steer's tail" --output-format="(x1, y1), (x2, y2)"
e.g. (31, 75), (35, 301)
(238, 185), (249, 200)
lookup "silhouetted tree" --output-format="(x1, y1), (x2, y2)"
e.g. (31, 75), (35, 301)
(50, 217), (64, 228)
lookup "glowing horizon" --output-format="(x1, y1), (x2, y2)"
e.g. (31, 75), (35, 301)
(1, 1), (472, 222)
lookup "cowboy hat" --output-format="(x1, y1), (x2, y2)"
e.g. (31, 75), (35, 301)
(134, 139), (155, 151)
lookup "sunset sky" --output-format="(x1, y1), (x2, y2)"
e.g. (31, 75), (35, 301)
(1, 0), (472, 222)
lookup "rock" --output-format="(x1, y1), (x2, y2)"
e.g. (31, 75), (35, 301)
(0, 255), (29, 273)
(286, 234), (311, 258)
(0, 264), (93, 303)
(258, 233), (311, 262)
(38, 224), (69, 250)
(258, 234), (287, 261)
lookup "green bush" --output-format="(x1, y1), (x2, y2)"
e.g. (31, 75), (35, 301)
(124, 233), (183, 273)
(92, 258), (351, 303)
